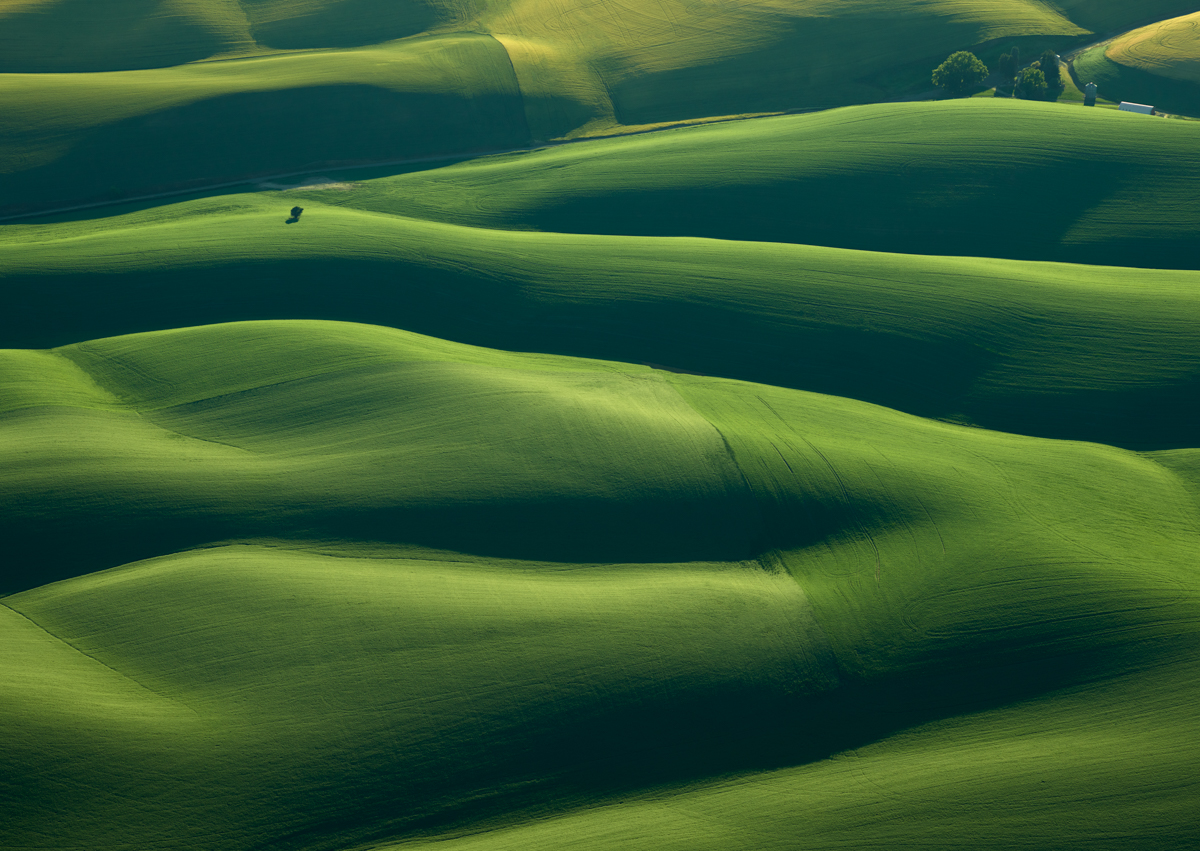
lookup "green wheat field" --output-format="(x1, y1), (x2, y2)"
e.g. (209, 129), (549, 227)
(3, 2), (1200, 850)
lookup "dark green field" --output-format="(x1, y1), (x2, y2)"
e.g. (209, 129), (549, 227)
(3, 3), (1200, 851)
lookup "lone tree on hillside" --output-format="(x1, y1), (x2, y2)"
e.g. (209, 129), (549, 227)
(1039, 49), (1062, 88)
(1015, 66), (1047, 100)
(932, 51), (989, 95)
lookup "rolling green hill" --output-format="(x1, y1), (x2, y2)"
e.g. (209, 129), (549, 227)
(9, 98), (1200, 267)
(4, 160), (1200, 448)
(2, 319), (1199, 850)
(4, 0), (1197, 214)
(5, 3), (1200, 850)
(0, 0), (486, 72)
(296, 100), (1200, 269)
(1107, 9), (1200, 81)
(1074, 11), (1200, 115)
(477, 0), (1087, 128)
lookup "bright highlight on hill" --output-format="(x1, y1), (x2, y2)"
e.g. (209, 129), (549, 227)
(1107, 10), (1200, 82)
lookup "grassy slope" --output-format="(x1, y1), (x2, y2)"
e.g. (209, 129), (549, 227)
(480, 0), (1085, 131)
(4, 180), (1200, 448)
(393, 375), (1200, 851)
(298, 100), (1200, 269)
(2, 319), (1198, 850)
(0, 33), (530, 217)
(2, 547), (826, 851)
(0, 321), (759, 589)
(1107, 10), (1200, 83)
(379, 662), (1200, 851)
(0, 0), (255, 72)
(240, 0), (484, 51)
(1074, 11), (1200, 114)
(0, 0), (485, 71)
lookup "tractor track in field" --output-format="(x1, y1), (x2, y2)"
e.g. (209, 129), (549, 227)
(1061, 6), (1200, 62)
(0, 599), (200, 714)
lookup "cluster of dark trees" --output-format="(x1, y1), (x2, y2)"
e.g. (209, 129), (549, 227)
(933, 47), (1064, 100)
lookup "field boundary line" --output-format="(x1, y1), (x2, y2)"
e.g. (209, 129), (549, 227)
(0, 599), (200, 714)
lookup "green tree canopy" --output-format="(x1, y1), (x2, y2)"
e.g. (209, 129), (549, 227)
(1039, 49), (1062, 87)
(1015, 66), (1047, 100)
(932, 51), (989, 95)
(998, 51), (1016, 79)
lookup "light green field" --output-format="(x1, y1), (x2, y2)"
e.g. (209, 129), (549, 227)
(2, 319), (1199, 850)
(1108, 11), (1200, 82)
(1074, 11), (1200, 115)
(3, 0), (1193, 213)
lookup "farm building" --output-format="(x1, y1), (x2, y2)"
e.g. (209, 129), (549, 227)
(1119, 102), (1155, 115)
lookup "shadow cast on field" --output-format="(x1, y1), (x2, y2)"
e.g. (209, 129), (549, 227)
(0, 485), (767, 596)
(265, 594), (1183, 851)
(0, 0), (222, 73)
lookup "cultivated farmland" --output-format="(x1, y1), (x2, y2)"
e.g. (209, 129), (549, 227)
(3, 3), (1200, 851)
(1075, 9), (1200, 114)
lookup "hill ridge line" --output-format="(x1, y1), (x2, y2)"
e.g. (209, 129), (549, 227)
(484, 32), (536, 146)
